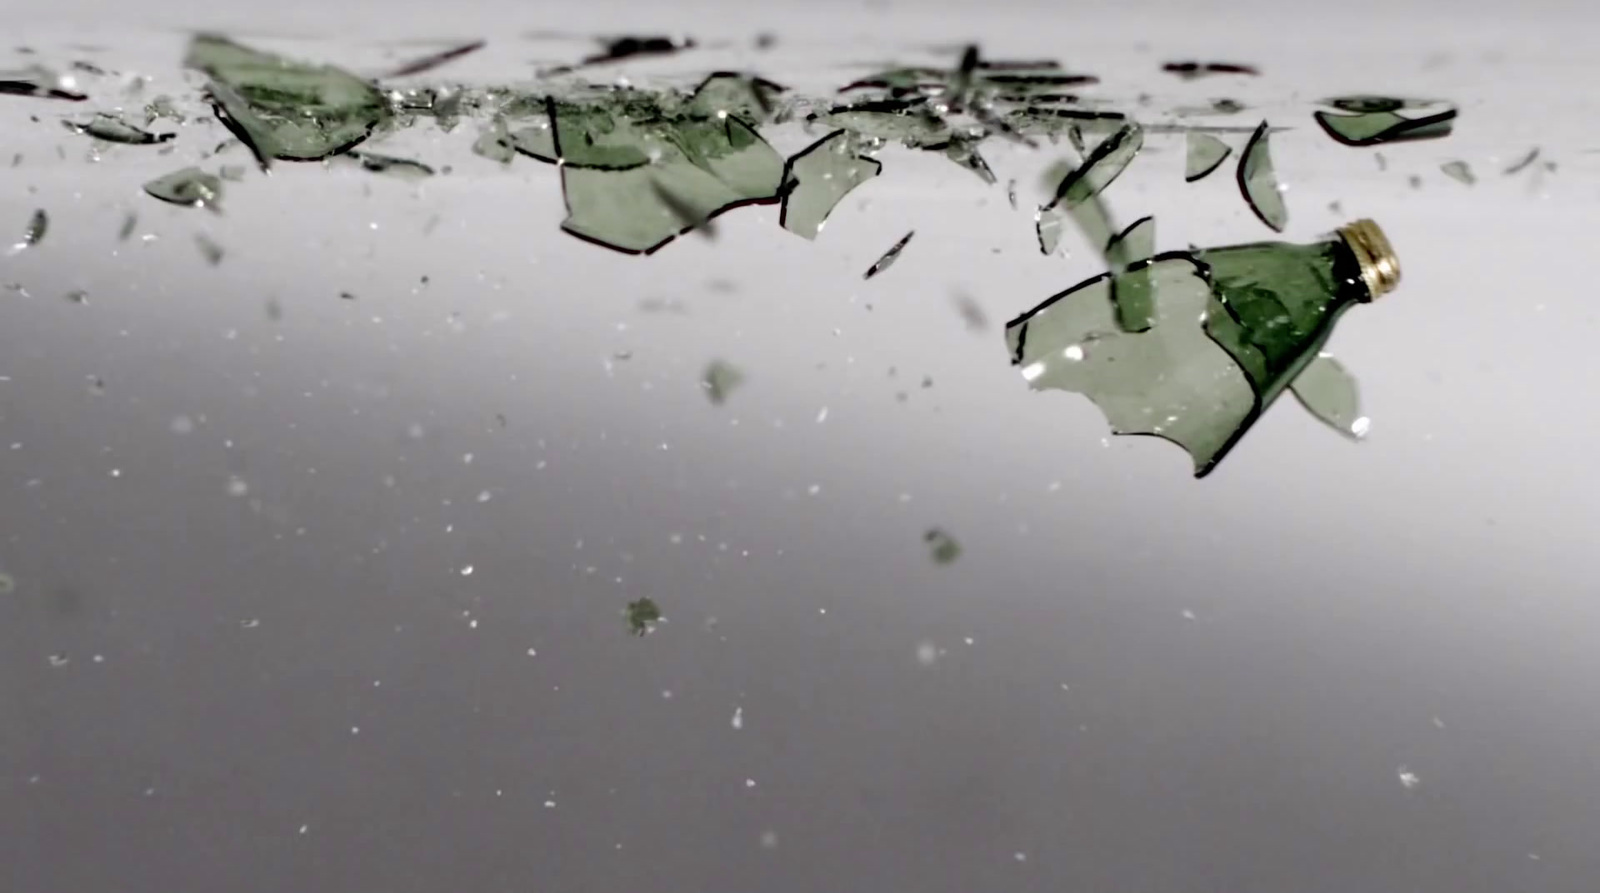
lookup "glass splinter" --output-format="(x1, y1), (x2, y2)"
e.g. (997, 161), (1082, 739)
(701, 360), (744, 405)
(779, 130), (882, 240)
(143, 167), (223, 209)
(8, 209), (47, 255)
(1035, 122), (1143, 255)
(625, 597), (662, 636)
(194, 234), (225, 266)
(343, 151), (435, 179)
(0, 65), (88, 101)
(1440, 160), (1475, 185)
(64, 113), (175, 145)
(924, 528), (961, 564)
(1184, 131), (1231, 182)
(1237, 120), (1287, 232)
(184, 33), (392, 166)
(864, 230), (915, 280)
(1162, 62), (1260, 79)
(1504, 148), (1539, 175)
(1290, 353), (1367, 440)
(381, 40), (486, 78)
(117, 212), (137, 241)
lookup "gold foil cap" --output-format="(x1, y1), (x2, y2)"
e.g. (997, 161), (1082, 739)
(1337, 218), (1401, 299)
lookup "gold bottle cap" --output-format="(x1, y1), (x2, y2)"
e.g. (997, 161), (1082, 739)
(1337, 218), (1401, 299)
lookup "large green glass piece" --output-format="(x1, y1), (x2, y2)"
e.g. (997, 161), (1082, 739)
(1007, 226), (1387, 476)
(1312, 96), (1456, 147)
(184, 33), (392, 166)
(779, 130), (882, 240)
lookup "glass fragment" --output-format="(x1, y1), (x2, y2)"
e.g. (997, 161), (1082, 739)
(1312, 96), (1456, 146)
(1503, 147), (1539, 175)
(143, 167), (223, 209)
(625, 597), (662, 636)
(64, 112), (175, 145)
(117, 212), (136, 241)
(184, 33), (392, 165)
(701, 360), (744, 405)
(1035, 122), (1143, 255)
(1440, 160), (1475, 185)
(687, 72), (786, 123)
(0, 65), (87, 101)
(863, 230), (915, 280)
(382, 40), (486, 78)
(1184, 131), (1231, 182)
(472, 120), (516, 164)
(8, 209), (47, 255)
(1105, 216), (1157, 332)
(1161, 62), (1260, 79)
(1237, 120), (1287, 232)
(341, 150), (435, 179)
(194, 234), (225, 265)
(1289, 353), (1367, 440)
(142, 95), (184, 125)
(924, 528), (961, 564)
(779, 129), (882, 240)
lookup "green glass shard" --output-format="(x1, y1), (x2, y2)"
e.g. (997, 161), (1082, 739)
(8, 209), (47, 255)
(1312, 96), (1455, 147)
(1184, 131), (1231, 182)
(472, 119), (516, 163)
(811, 99), (951, 148)
(65, 112), (175, 145)
(1105, 216), (1157, 332)
(1035, 122), (1143, 255)
(701, 360), (744, 405)
(625, 597), (662, 636)
(1290, 353), (1367, 440)
(864, 231), (915, 280)
(924, 528), (962, 564)
(184, 33), (391, 165)
(779, 129), (882, 240)
(341, 150), (435, 179)
(938, 134), (996, 184)
(1006, 256), (1255, 475)
(143, 167), (222, 209)
(686, 72), (784, 123)
(1440, 160), (1475, 185)
(1237, 120), (1287, 232)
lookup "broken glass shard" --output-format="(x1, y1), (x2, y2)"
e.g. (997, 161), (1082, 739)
(184, 33), (392, 165)
(1162, 61), (1260, 79)
(625, 597), (662, 636)
(194, 234), (225, 265)
(1440, 160), (1475, 185)
(937, 134), (996, 184)
(1312, 96), (1456, 146)
(1504, 147), (1539, 175)
(1237, 120), (1287, 232)
(64, 112), (175, 145)
(143, 168), (222, 209)
(953, 293), (988, 331)
(117, 212), (136, 241)
(340, 150), (435, 179)
(1184, 131), (1231, 182)
(0, 65), (88, 101)
(1290, 353), (1367, 440)
(382, 39), (486, 78)
(811, 98), (951, 148)
(864, 230), (915, 280)
(1008, 221), (1399, 476)
(472, 120), (516, 164)
(1035, 122), (1143, 255)
(686, 72), (785, 123)
(702, 360), (744, 405)
(924, 528), (961, 564)
(1105, 216), (1157, 332)
(142, 95), (183, 125)
(779, 129), (882, 240)
(8, 209), (47, 255)
(650, 178), (718, 239)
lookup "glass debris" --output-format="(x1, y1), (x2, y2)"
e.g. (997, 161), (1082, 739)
(472, 120), (516, 164)
(194, 234), (225, 265)
(1035, 122), (1143, 256)
(382, 40), (486, 78)
(1312, 96), (1457, 147)
(117, 212), (137, 241)
(184, 33), (392, 166)
(0, 65), (88, 101)
(1503, 147), (1540, 175)
(952, 293), (988, 331)
(701, 360), (744, 405)
(1184, 131), (1231, 182)
(1237, 120), (1287, 232)
(8, 209), (48, 255)
(625, 597), (662, 636)
(1440, 160), (1475, 185)
(339, 150), (435, 179)
(1161, 62), (1260, 79)
(1006, 220), (1400, 476)
(143, 94), (183, 125)
(924, 528), (961, 564)
(64, 112), (175, 145)
(554, 36), (696, 73)
(863, 230), (915, 280)
(1105, 216), (1157, 332)
(779, 130), (882, 240)
(1290, 353), (1367, 440)
(143, 167), (222, 209)
(686, 72), (785, 124)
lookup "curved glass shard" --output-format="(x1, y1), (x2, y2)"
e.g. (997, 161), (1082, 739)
(1184, 131), (1231, 182)
(338, 151), (435, 179)
(64, 113), (175, 145)
(1237, 120), (1287, 232)
(1312, 96), (1456, 146)
(864, 231), (915, 280)
(184, 33), (392, 165)
(143, 168), (223, 209)
(1035, 122), (1143, 255)
(1005, 255), (1255, 475)
(1440, 160), (1475, 185)
(1290, 353), (1367, 440)
(779, 130), (882, 240)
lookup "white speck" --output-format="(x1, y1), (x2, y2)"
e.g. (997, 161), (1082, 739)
(468, 619), (478, 629)
(745, 778), (756, 788)
(915, 640), (939, 666)
(109, 468), (121, 478)
(460, 565), (474, 576)
(1060, 683), (1070, 691)
(1351, 416), (1371, 438)
(731, 707), (744, 730)
(1181, 609), (1197, 621)
(1014, 852), (1027, 863)
(1046, 481), (1061, 492)
(350, 726), (360, 735)
(1430, 716), (1445, 729)
(1020, 361), (1046, 382)
(170, 415), (195, 434)
(462, 452), (474, 465)
(526, 648), (538, 657)
(760, 831), (778, 849)
(92, 654), (104, 663)
(963, 637), (974, 646)
(806, 484), (821, 496)
(1063, 344), (1084, 361)
(476, 490), (492, 503)
(407, 423), (425, 439)
(815, 406), (829, 423)
(240, 618), (260, 629)
(1397, 766), (1421, 790)
(661, 689), (674, 699)
(298, 824), (309, 835)
(47, 653), (69, 668)
(543, 800), (556, 809)
(1528, 853), (1541, 861)
(226, 477), (249, 497)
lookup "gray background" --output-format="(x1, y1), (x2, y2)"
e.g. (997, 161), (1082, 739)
(4, 1), (1599, 891)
